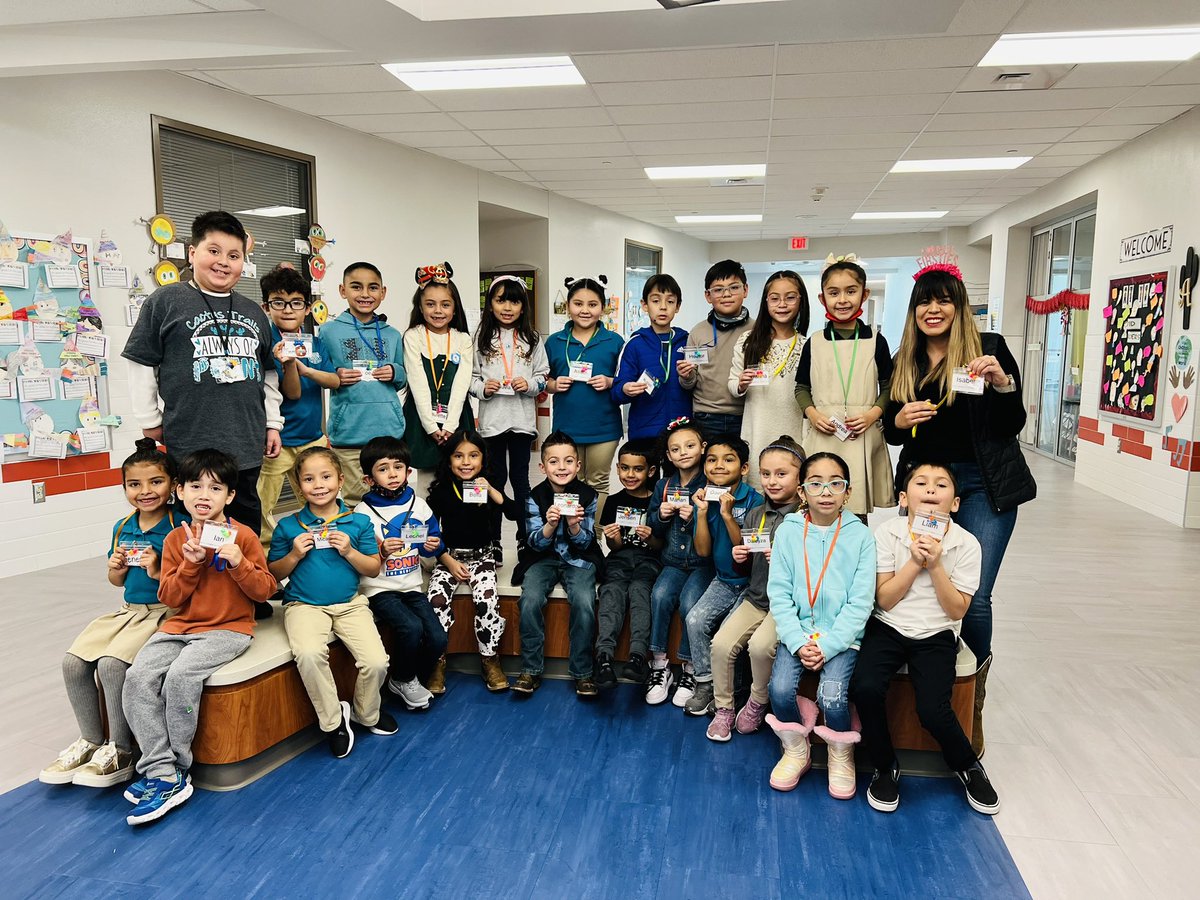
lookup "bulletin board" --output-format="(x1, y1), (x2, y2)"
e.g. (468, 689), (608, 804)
(0, 230), (116, 461)
(1098, 270), (1168, 424)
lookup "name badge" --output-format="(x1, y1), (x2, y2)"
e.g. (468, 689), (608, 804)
(213, 359), (246, 384)
(462, 480), (488, 503)
(829, 415), (853, 442)
(401, 522), (429, 544)
(568, 360), (593, 381)
(666, 489), (690, 507)
(200, 521), (235, 549)
(806, 631), (823, 643)
(704, 485), (730, 501)
(748, 368), (770, 387)
(496, 381), (516, 396)
(307, 523), (336, 549)
(351, 359), (378, 379)
(279, 333), (312, 359)
(684, 348), (709, 364)
(741, 530), (770, 553)
(911, 510), (951, 539)
(951, 367), (985, 395)
(432, 403), (448, 420)
(121, 540), (151, 567)
(554, 492), (583, 516)
(637, 371), (659, 394)
(615, 506), (643, 528)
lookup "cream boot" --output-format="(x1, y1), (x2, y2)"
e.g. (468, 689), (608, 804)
(814, 707), (861, 800)
(764, 696), (819, 791)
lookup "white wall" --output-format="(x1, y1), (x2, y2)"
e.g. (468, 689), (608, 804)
(968, 106), (1200, 527)
(0, 69), (710, 575)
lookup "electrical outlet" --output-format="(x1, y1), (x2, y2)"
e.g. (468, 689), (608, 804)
(33, 482), (46, 503)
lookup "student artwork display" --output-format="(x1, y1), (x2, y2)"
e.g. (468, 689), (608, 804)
(1099, 271), (1168, 423)
(0, 228), (115, 460)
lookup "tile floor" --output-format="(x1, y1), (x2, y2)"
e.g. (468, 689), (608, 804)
(2, 451), (1198, 898)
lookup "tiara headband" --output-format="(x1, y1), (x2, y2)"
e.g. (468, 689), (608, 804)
(913, 246), (963, 282)
(415, 261), (453, 286)
(822, 252), (860, 273)
(763, 443), (804, 460)
(564, 274), (609, 290)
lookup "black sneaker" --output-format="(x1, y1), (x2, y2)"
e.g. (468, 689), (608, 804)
(575, 677), (598, 698)
(624, 652), (651, 684)
(352, 708), (398, 736)
(329, 701), (355, 758)
(595, 653), (617, 690)
(867, 764), (900, 813)
(958, 764), (999, 815)
(512, 673), (540, 695)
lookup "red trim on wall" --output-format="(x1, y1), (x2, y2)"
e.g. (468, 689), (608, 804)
(85, 468), (124, 490)
(59, 453), (114, 475)
(1078, 428), (1106, 446)
(44, 474), (88, 496)
(1117, 439), (1153, 460)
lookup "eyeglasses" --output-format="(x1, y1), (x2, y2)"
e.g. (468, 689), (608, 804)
(707, 284), (744, 298)
(267, 299), (311, 311)
(802, 479), (848, 495)
(767, 293), (801, 304)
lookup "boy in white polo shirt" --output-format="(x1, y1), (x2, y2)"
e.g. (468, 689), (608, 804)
(850, 461), (999, 816)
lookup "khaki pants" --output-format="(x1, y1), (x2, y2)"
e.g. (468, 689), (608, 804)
(258, 437), (327, 549)
(332, 447), (369, 506)
(711, 600), (778, 710)
(283, 594), (389, 732)
(578, 439), (618, 521)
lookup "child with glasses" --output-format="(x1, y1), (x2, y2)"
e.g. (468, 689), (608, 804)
(257, 265), (339, 549)
(766, 452), (875, 801)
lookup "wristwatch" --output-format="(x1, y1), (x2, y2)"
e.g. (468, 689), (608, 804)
(992, 373), (1016, 393)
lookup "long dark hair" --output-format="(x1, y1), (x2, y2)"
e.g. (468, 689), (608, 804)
(428, 427), (489, 497)
(409, 279), (469, 333)
(477, 277), (539, 357)
(742, 270), (809, 367)
(654, 417), (707, 477)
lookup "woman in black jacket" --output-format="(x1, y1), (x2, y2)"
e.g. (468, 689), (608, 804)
(883, 260), (1036, 753)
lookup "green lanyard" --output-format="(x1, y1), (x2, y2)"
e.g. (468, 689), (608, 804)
(566, 326), (597, 368)
(660, 336), (673, 381)
(831, 322), (860, 412)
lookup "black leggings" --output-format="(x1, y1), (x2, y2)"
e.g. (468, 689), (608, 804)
(485, 432), (533, 543)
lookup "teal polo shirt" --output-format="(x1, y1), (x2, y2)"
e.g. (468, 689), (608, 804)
(701, 480), (762, 587)
(270, 502), (378, 606)
(109, 508), (190, 604)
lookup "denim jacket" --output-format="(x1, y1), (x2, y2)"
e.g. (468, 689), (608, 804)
(648, 470), (709, 570)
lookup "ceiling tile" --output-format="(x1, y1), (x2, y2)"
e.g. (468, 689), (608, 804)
(322, 112), (460, 132)
(528, 168), (651, 183)
(771, 95), (950, 118)
(774, 36), (992, 74)
(939, 87), (1131, 114)
(376, 131), (485, 148)
(592, 76), (773, 106)
(574, 45), (776, 83)
(1154, 58), (1200, 86)
(425, 86), (599, 111)
(475, 125), (625, 146)
(769, 133), (915, 151)
(507, 156), (642, 171)
(627, 137), (766, 155)
(1120, 84), (1200, 107)
(774, 69), (971, 99)
(491, 143), (633, 159)
(910, 128), (1076, 147)
(265, 91), (439, 116)
(1038, 141), (1123, 157)
(450, 107), (612, 129)
(1062, 124), (1158, 142)
(635, 151), (773, 166)
(1087, 105), (1191, 127)
(619, 121), (769, 142)
(771, 115), (933, 136)
(925, 109), (1099, 131)
(435, 146), (508, 161)
(205, 64), (403, 95)
(607, 100), (772, 125)
(1053, 62), (1178, 90)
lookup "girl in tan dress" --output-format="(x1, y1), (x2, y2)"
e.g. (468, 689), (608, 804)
(39, 439), (185, 789)
(793, 256), (895, 517)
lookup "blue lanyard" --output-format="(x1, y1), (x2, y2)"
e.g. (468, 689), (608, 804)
(354, 317), (386, 363)
(697, 320), (719, 350)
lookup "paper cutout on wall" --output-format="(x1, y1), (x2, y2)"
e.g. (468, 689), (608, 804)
(1099, 271), (1168, 422)
(147, 214), (176, 247)
(78, 394), (101, 428)
(1176, 335), (1193, 368)
(153, 259), (180, 286)
(2, 433), (28, 452)
(27, 229), (74, 267)
(0, 288), (11, 319)
(96, 414), (122, 427)
(21, 401), (54, 435)
(0, 221), (16, 263)
(95, 230), (122, 266)
(9, 339), (44, 375)
(311, 298), (328, 326)
(308, 223), (334, 253)
(32, 280), (59, 319)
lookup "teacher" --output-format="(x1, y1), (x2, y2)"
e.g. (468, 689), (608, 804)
(882, 255), (1036, 756)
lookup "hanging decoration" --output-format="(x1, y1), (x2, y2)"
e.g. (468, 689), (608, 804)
(1025, 289), (1090, 315)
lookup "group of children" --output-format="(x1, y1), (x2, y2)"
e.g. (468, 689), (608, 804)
(39, 210), (999, 828)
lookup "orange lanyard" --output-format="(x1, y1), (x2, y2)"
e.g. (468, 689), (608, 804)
(497, 330), (515, 383)
(426, 327), (452, 397)
(310, 508), (352, 538)
(803, 513), (843, 609)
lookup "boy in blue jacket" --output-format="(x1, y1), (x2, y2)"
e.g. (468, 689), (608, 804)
(612, 274), (691, 441)
(317, 262), (407, 505)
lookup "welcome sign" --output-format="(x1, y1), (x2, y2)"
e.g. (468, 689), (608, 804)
(1119, 226), (1173, 263)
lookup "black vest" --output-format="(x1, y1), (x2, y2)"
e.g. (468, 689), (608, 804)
(511, 479), (606, 585)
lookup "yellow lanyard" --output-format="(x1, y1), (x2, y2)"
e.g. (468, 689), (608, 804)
(910, 392), (950, 438)
(112, 509), (175, 553)
(310, 508), (352, 538)
(770, 333), (799, 378)
(426, 327), (452, 397)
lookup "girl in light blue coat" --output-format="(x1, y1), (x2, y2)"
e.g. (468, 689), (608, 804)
(766, 452), (875, 799)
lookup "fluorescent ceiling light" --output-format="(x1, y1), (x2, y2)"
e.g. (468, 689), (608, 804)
(675, 214), (762, 224)
(382, 56), (584, 91)
(852, 211), (947, 221)
(890, 156), (1031, 173)
(646, 164), (766, 180)
(234, 205), (306, 217)
(979, 27), (1200, 66)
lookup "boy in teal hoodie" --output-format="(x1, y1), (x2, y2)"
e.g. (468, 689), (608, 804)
(317, 262), (407, 504)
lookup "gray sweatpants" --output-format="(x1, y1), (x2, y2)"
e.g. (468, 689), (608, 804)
(595, 552), (660, 659)
(123, 630), (252, 779)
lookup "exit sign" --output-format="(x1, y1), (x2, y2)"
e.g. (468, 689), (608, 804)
(790, 236), (808, 251)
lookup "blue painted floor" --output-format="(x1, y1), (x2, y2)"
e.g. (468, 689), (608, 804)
(1, 674), (1029, 899)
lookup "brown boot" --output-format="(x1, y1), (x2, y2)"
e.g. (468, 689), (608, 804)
(971, 653), (992, 759)
(427, 656), (447, 696)
(481, 655), (509, 692)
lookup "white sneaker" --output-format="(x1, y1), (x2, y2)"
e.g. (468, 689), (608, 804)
(39, 737), (99, 785)
(672, 669), (697, 708)
(73, 742), (135, 788)
(645, 664), (675, 705)
(388, 676), (433, 710)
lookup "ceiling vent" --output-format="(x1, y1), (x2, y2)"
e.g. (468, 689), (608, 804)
(709, 176), (765, 187)
(956, 64), (1073, 92)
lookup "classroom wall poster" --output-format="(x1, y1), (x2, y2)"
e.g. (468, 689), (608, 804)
(1099, 271), (1168, 424)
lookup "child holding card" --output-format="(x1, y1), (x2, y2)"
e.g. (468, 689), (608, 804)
(793, 255), (895, 519)
(851, 461), (1000, 816)
(122, 449), (274, 826)
(269, 447), (395, 758)
(41, 439), (187, 790)
(593, 442), (663, 688)
(403, 262), (475, 490)
(544, 276), (625, 517)
(318, 261), (408, 505)
(511, 431), (605, 698)
(705, 436), (804, 742)
(353, 436), (447, 709)
(426, 429), (523, 693)
(612, 275), (691, 441)
(257, 265), (338, 549)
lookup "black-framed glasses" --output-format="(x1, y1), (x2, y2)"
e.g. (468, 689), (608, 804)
(803, 478), (848, 495)
(267, 298), (311, 311)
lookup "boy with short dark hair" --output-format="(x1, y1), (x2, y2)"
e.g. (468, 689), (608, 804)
(511, 431), (605, 698)
(123, 211), (284, 535)
(122, 448), (275, 826)
(257, 265), (338, 548)
(316, 262), (408, 505)
(851, 462), (999, 816)
(677, 260), (755, 439)
(594, 443), (663, 688)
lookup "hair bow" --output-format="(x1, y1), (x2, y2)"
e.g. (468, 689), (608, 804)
(822, 253), (860, 272)
(415, 261), (453, 286)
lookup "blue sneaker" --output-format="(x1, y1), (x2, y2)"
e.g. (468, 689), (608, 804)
(124, 771), (191, 804)
(126, 771), (193, 825)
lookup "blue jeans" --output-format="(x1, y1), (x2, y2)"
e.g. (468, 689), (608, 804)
(693, 411), (743, 442)
(518, 559), (597, 678)
(650, 563), (715, 661)
(769, 644), (858, 733)
(950, 462), (1017, 664)
(685, 579), (744, 680)
(369, 590), (448, 682)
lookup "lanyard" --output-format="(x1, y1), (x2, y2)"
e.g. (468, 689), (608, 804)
(910, 392), (950, 438)
(831, 322), (860, 411)
(497, 329), (516, 383)
(566, 326), (596, 368)
(112, 509), (176, 553)
(354, 316), (387, 363)
(426, 327), (452, 397)
(308, 508), (353, 538)
(803, 512), (843, 609)
(659, 335), (674, 380)
(194, 285), (236, 359)
(363, 496), (417, 534)
(755, 508), (769, 537)
(771, 333), (800, 378)
(697, 321), (719, 350)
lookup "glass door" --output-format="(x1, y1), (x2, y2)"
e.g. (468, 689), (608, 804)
(1021, 231), (1050, 445)
(1057, 214), (1095, 462)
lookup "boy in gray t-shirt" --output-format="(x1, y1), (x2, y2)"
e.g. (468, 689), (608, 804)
(122, 211), (282, 535)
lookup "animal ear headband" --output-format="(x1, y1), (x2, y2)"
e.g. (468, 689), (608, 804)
(913, 246), (963, 282)
(415, 261), (453, 286)
(563, 274), (608, 290)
